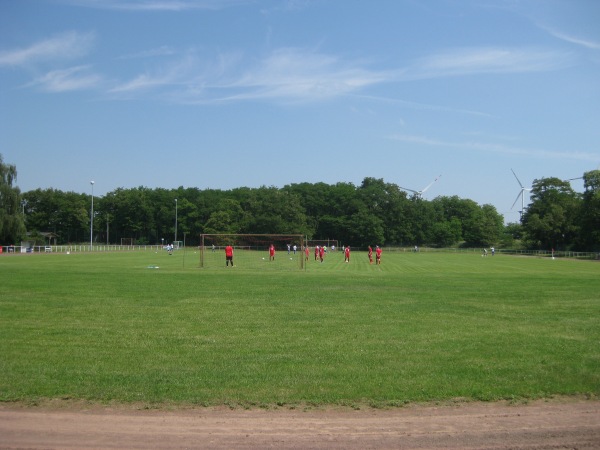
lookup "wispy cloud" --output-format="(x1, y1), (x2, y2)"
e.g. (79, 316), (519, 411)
(216, 48), (388, 102)
(388, 134), (599, 162)
(109, 54), (196, 93)
(540, 26), (600, 50)
(109, 48), (390, 103)
(353, 94), (492, 117)
(400, 47), (572, 80)
(106, 45), (572, 104)
(118, 45), (177, 59)
(61, 0), (249, 12)
(0, 31), (95, 68)
(28, 65), (103, 92)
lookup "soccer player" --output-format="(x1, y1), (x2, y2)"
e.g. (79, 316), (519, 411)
(314, 245), (319, 261)
(305, 246), (310, 261)
(376, 245), (382, 265)
(269, 244), (275, 261)
(225, 245), (234, 267)
(344, 246), (350, 263)
(319, 245), (325, 262)
(368, 245), (373, 264)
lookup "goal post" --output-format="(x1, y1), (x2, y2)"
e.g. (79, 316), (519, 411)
(306, 239), (338, 251)
(200, 234), (305, 270)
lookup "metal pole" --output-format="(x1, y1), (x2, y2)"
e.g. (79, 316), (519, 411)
(183, 232), (187, 268)
(90, 181), (95, 249)
(174, 198), (178, 244)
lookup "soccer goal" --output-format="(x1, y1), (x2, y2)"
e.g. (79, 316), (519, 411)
(120, 238), (135, 246)
(306, 239), (338, 251)
(200, 234), (305, 270)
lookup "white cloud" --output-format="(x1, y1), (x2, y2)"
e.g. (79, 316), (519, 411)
(118, 46), (177, 60)
(183, 46), (571, 104)
(0, 31), (95, 68)
(109, 54), (196, 93)
(401, 47), (572, 80)
(388, 134), (599, 162)
(107, 47), (389, 103)
(541, 26), (600, 50)
(171, 48), (391, 104)
(30, 65), (102, 92)
(61, 0), (249, 11)
(230, 49), (386, 100)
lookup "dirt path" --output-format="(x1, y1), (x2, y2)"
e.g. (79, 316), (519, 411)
(1, 399), (599, 449)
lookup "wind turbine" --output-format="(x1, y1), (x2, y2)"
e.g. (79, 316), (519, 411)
(399, 174), (442, 198)
(510, 169), (531, 220)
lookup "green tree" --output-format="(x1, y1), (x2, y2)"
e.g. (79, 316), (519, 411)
(522, 177), (581, 250)
(22, 188), (88, 243)
(239, 187), (310, 235)
(463, 204), (504, 247)
(348, 209), (385, 247)
(576, 170), (600, 251)
(501, 222), (524, 248)
(102, 187), (156, 244)
(405, 198), (438, 246)
(0, 154), (26, 244)
(203, 199), (244, 234)
(430, 218), (462, 247)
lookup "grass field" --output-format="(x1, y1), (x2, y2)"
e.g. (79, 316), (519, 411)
(1, 249), (599, 408)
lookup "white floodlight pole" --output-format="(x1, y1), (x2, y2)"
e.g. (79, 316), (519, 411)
(90, 181), (95, 249)
(174, 198), (178, 244)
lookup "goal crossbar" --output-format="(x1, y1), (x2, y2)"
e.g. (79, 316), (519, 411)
(200, 234), (305, 269)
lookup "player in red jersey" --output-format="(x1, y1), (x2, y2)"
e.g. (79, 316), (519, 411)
(344, 246), (350, 263)
(375, 245), (382, 265)
(225, 245), (234, 267)
(269, 244), (275, 261)
(368, 245), (373, 264)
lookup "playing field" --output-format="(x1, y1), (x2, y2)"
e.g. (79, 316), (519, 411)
(1, 249), (599, 408)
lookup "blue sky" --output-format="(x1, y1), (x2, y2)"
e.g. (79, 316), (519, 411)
(1, 0), (599, 223)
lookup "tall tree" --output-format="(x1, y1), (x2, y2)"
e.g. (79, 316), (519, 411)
(522, 177), (581, 250)
(23, 189), (90, 243)
(0, 154), (26, 244)
(238, 186), (310, 235)
(576, 170), (600, 251)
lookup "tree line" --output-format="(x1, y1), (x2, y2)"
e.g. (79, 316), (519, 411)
(2, 155), (599, 251)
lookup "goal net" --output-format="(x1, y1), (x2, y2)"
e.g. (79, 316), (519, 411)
(120, 238), (135, 246)
(306, 239), (338, 251)
(200, 234), (305, 270)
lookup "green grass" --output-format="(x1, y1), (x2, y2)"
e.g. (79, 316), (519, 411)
(1, 249), (599, 408)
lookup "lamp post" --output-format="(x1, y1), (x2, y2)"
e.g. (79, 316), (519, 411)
(21, 200), (26, 230)
(90, 181), (95, 249)
(174, 198), (178, 245)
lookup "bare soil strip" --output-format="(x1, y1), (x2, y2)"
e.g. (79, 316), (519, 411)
(1, 399), (599, 449)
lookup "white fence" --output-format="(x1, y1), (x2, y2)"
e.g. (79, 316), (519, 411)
(1, 245), (165, 254)
(2, 244), (598, 260)
(378, 247), (600, 260)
